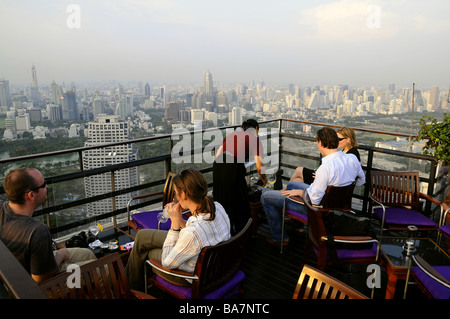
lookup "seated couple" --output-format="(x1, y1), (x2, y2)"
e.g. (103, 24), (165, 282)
(261, 127), (365, 246)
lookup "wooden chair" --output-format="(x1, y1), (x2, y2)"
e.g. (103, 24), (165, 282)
(146, 218), (253, 299)
(281, 182), (356, 253)
(369, 170), (439, 237)
(437, 190), (450, 253)
(126, 172), (177, 231)
(303, 189), (379, 271)
(411, 255), (450, 299)
(293, 264), (368, 299)
(39, 252), (155, 299)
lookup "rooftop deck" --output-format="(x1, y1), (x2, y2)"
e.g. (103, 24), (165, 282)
(1, 118), (448, 301)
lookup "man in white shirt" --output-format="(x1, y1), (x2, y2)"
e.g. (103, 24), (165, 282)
(261, 127), (365, 246)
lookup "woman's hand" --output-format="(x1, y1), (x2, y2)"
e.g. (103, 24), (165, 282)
(164, 202), (184, 230)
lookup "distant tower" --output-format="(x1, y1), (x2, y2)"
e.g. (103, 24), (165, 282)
(429, 86), (440, 109)
(0, 79), (12, 107)
(30, 65), (40, 104)
(144, 83), (151, 98)
(204, 71), (214, 103)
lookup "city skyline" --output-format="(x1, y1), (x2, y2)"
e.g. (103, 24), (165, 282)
(1, 1), (449, 88)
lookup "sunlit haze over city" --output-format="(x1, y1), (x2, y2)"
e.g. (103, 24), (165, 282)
(1, 0), (449, 89)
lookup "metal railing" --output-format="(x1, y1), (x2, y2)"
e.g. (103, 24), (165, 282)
(0, 118), (447, 298)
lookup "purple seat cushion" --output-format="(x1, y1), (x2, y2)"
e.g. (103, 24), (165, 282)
(440, 225), (450, 237)
(132, 210), (171, 230)
(286, 209), (308, 224)
(336, 242), (378, 260)
(313, 243), (378, 261)
(412, 266), (450, 299)
(373, 207), (436, 227)
(132, 210), (188, 230)
(155, 269), (246, 299)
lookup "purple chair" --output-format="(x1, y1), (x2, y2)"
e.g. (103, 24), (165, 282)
(281, 182), (356, 253)
(437, 203), (450, 253)
(303, 190), (379, 271)
(369, 171), (439, 237)
(127, 172), (179, 231)
(146, 218), (253, 299)
(411, 255), (450, 299)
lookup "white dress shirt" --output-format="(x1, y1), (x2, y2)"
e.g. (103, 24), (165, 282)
(307, 150), (365, 204)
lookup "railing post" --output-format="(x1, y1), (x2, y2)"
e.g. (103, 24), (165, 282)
(111, 170), (117, 228)
(165, 137), (173, 177)
(362, 149), (374, 216)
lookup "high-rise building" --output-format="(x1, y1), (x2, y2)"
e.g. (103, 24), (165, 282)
(92, 95), (104, 120)
(0, 79), (12, 107)
(61, 91), (78, 120)
(144, 83), (151, 97)
(30, 65), (40, 104)
(83, 115), (139, 222)
(429, 86), (440, 109)
(230, 107), (242, 125)
(204, 71), (214, 104)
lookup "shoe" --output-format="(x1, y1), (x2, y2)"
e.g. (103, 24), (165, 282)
(266, 236), (289, 247)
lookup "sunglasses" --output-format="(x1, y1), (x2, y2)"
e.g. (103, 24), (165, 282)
(338, 137), (346, 141)
(31, 180), (47, 192)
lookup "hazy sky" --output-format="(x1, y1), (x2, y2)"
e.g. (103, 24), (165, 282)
(1, 0), (449, 89)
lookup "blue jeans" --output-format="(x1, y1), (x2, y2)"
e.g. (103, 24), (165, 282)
(260, 182), (309, 242)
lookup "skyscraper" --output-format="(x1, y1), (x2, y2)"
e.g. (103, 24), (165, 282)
(144, 83), (151, 97)
(204, 71), (214, 104)
(30, 64), (40, 104)
(83, 115), (139, 221)
(0, 79), (12, 107)
(429, 86), (440, 109)
(61, 91), (78, 120)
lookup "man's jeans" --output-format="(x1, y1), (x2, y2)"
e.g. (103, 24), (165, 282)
(260, 181), (309, 242)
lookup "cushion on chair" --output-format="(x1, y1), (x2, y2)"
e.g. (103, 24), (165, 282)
(132, 210), (171, 230)
(154, 269), (246, 299)
(412, 266), (450, 299)
(286, 209), (308, 224)
(132, 210), (188, 230)
(336, 243), (378, 260)
(373, 207), (436, 227)
(439, 225), (450, 237)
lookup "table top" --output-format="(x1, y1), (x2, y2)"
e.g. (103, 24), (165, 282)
(91, 225), (136, 257)
(380, 237), (450, 269)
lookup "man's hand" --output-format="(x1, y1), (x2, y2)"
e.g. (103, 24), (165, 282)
(281, 189), (303, 198)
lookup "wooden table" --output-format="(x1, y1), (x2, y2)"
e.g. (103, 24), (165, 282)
(379, 237), (450, 299)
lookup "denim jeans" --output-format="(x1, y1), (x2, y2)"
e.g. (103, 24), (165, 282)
(260, 182), (309, 242)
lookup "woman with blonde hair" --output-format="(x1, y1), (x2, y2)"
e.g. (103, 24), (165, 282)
(336, 126), (360, 161)
(126, 168), (231, 291)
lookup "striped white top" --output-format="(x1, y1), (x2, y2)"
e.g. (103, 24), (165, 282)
(161, 201), (231, 274)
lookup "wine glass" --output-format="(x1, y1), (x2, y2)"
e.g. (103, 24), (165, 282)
(267, 174), (277, 188)
(88, 225), (100, 240)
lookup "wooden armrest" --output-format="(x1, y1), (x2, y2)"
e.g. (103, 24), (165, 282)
(369, 194), (383, 205)
(130, 289), (156, 299)
(287, 196), (304, 204)
(132, 191), (164, 200)
(321, 235), (377, 243)
(420, 192), (442, 206)
(147, 259), (198, 280)
(413, 255), (450, 288)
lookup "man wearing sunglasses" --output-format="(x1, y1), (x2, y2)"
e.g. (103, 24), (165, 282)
(0, 167), (96, 284)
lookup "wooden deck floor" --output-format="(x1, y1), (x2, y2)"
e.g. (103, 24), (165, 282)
(240, 218), (432, 299)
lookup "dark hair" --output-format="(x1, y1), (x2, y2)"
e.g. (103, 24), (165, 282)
(4, 168), (39, 205)
(173, 169), (216, 220)
(242, 119), (259, 131)
(316, 127), (339, 149)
